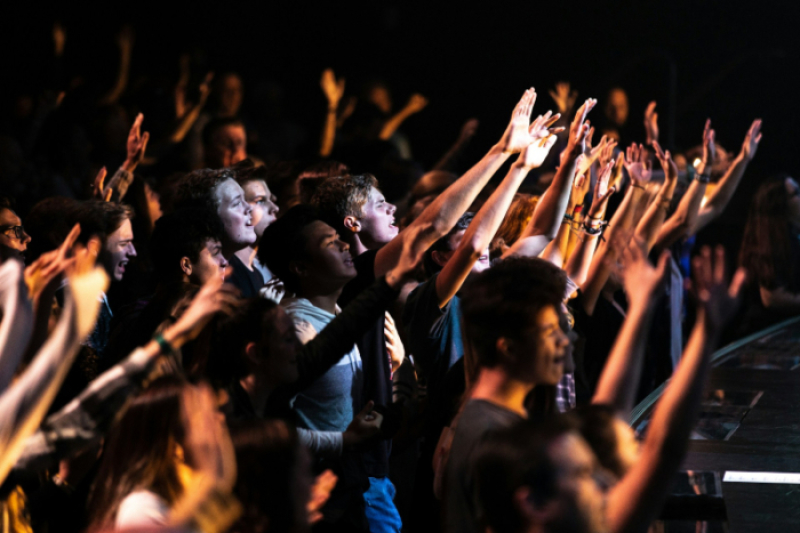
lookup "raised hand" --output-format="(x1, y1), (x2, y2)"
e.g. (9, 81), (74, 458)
(651, 140), (678, 185)
(564, 98), (597, 159)
(24, 224), (81, 302)
(548, 81), (578, 115)
(497, 88), (538, 154)
(122, 113), (150, 172)
(586, 160), (617, 223)
(320, 68), (346, 109)
(403, 93), (429, 114)
(598, 135), (618, 169)
(619, 236), (670, 309)
(740, 119), (763, 162)
(259, 277), (285, 303)
(384, 312), (405, 373)
(308, 470), (338, 524)
(518, 112), (561, 170)
(700, 119), (716, 171)
(644, 101), (659, 145)
(691, 245), (746, 332)
(623, 143), (653, 186)
(577, 134), (614, 177)
(169, 272), (239, 346)
(92, 167), (108, 201)
(458, 118), (480, 144)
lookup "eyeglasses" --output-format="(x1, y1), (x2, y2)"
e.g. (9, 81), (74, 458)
(0, 225), (26, 240)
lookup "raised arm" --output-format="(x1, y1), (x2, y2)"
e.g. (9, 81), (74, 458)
(103, 113), (150, 202)
(0, 261), (33, 394)
(0, 247), (108, 486)
(319, 69), (346, 158)
(692, 119), (762, 234)
(435, 123), (558, 306)
(564, 161), (617, 286)
(634, 141), (678, 251)
(432, 118), (479, 172)
(379, 93), (428, 140)
(606, 246), (745, 533)
(502, 98), (595, 258)
(592, 238), (669, 415)
(653, 119), (716, 252)
(14, 276), (237, 473)
(99, 27), (133, 106)
(374, 89), (537, 277)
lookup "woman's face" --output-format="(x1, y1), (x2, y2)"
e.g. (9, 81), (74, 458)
(785, 178), (800, 226)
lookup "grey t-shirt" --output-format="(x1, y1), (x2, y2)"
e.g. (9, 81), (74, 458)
(443, 399), (523, 533)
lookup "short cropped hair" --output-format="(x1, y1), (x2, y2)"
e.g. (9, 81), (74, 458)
(149, 208), (225, 283)
(423, 212), (474, 277)
(258, 204), (326, 294)
(460, 257), (566, 369)
(474, 416), (577, 533)
(70, 200), (134, 246)
(311, 173), (378, 233)
(174, 168), (236, 213)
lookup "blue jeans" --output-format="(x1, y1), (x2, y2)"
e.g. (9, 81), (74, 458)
(363, 476), (402, 533)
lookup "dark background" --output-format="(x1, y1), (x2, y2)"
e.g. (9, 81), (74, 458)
(1, 0), (798, 248)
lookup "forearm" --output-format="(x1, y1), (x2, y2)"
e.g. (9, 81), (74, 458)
(99, 51), (130, 106)
(376, 145), (508, 276)
(592, 301), (656, 414)
(432, 136), (470, 172)
(435, 165), (528, 305)
(693, 154), (748, 233)
(320, 108), (337, 157)
(103, 167), (135, 202)
(379, 109), (412, 140)
(0, 262), (33, 393)
(521, 153), (578, 241)
(655, 179), (707, 252)
(564, 231), (600, 286)
(607, 317), (717, 533)
(759, 286), (800, 309)
(634, 183), (673, 252)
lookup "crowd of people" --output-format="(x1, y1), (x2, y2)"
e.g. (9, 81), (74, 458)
(1, 23), (796, 533)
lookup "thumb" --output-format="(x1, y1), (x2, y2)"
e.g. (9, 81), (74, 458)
(358, 400), (375, 417)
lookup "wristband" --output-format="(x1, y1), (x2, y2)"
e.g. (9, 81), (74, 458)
(694, 173), (711, 183)
(153, 332), (176, 356)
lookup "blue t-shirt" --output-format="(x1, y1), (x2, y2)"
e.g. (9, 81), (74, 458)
(403, 272), (464, 397)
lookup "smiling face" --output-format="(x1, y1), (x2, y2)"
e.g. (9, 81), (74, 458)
(356, 186), (398, 249)
(104, 218), (136, 281)
(214, 179), (256, 252)
(512, 305), (570, 386)
(243, 180), (279, 239)
(293, 221), (357, 293)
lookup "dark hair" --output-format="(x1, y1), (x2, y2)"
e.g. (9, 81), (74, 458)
(231, 159), (268, 189)
(474, 416), (576, 533)
(0, 193), (15, 211)
(230, 419), (306, 533)
(258, 204), (326, 294)
(460, 257), (566, 369)
(311, 173), (378, 234)
(149, 208), (225, 284)
(202, 116), (245, 148)
(209, 297), (280, 384)
(20, 197), (79, 262)
(423, 212), (474, 276)
(739, 175), (794, 290)
(70, 199), (134, 246)
(87, 376), (190, 531)
(174, 168), (236, 213)
(297, 160), (350, 205)
(569, 404), (625, 478)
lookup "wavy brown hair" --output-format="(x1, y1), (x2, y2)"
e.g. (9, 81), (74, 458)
(86, 376), (190, 531)
(739, 176), (794, 290)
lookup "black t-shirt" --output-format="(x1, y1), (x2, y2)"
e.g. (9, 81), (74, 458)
(339, 249), (394, 478)
(228, 254), (264, 298)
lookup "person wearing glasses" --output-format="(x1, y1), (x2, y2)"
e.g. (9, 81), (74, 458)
(0, 195), (31, 263)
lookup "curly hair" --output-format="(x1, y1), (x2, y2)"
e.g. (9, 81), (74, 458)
(149, 208), (225, 283)
(490, 193), (539, 260)
(173, 168), (236, 213)
(311, 173), (378, 233)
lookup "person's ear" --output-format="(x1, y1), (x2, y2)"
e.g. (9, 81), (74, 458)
(513, 486), (558, 527)
(244, 341), (261, 368)
(289, 259), (308, 280)
(496, 336), (517, 365)
(180, 257), (193, 277)
(431, 250), (449, 268)
(343, 216), (361, 234)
